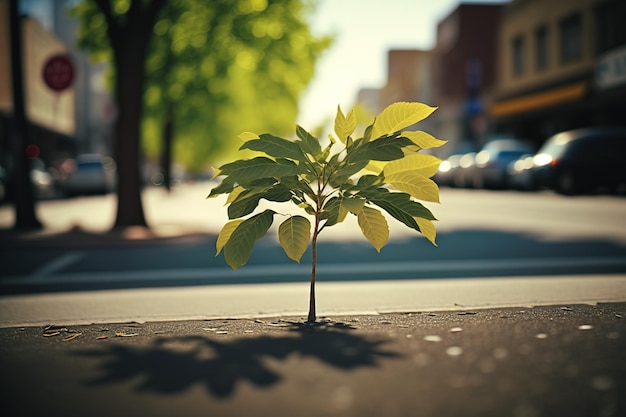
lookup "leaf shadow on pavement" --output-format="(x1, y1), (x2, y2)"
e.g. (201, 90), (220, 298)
(74, 321), (401, 398)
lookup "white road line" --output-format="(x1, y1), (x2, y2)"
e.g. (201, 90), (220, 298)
(29, 251), (84, 279)
(2, 256), (626, 286)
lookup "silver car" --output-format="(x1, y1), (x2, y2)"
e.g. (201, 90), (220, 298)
(63, 154), (116, 196)
(473, 139), (534, 189)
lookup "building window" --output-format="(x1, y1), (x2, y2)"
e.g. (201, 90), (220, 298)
(559, 13), (582, 63)
(595, 0), (626, 55)
(535, 26), (549, 70)
(512, 36), (525, 76)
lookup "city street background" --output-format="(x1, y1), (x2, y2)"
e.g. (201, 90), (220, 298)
(1, 183), (625, 326)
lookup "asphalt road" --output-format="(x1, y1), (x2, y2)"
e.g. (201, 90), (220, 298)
(2, 184), (625, 417)
(1, 183), (625, 294)
(1, 303), (625, 417)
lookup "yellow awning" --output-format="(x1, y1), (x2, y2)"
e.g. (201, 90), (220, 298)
(490, 82), (587, 118)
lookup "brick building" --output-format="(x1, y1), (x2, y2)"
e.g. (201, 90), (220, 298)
(490, 0), (626, 147)
(431, 3), (505, 155)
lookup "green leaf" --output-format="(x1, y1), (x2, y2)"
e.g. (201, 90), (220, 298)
(228, 189), (267, 219)
(357, 206), (389, 252)
(296, 125), (322, 157)
(207, 179), (235, 198)
(383, 153), (442, 179)
(223, 210), (275, 270)
(356, 175), (382, 187)
(371, 102), (437, 139)
(349, 135), (413, 163)
(321, 197), (345, 227)
(385, 171), (440, 203)
(401, 130), (447, 150)
(334, 105), (356, 143)
(329, 159), (369, 186)
(278, 216), (311, 262)
(340, 196), (365, 214)
(363, 124), (373, 142)
(240, 134), (306, 162)
(219, 157), (300, 183)
(415, 217), (437, 246)
(216, 219), (244, 256)
(361, 188), (436, 232)
(228, 184), (292, 219)
(225, 186), (245, 205)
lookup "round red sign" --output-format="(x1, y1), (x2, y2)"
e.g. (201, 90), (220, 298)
(42, 54), (75, 92)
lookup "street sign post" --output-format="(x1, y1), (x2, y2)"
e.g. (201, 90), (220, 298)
(42, 54), (75, 92)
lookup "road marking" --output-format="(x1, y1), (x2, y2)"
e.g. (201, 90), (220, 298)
(30, 251), (84, 279)
(3, 256), (626, 287)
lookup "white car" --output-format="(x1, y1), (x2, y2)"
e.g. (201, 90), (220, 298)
(63, 154), (116, 196)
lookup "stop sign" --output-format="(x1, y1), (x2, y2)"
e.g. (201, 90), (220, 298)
(42, 54), (75, 92)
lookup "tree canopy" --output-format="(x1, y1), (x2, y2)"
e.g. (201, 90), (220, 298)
(73, 0), (332, 173)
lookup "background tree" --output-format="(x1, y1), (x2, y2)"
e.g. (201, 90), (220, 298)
(73, 0), (166, 228)
(73, 0), (331, 224)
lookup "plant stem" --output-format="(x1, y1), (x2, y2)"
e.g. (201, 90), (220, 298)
(307, 180), (323, 323)
(307, 215), (319, 323)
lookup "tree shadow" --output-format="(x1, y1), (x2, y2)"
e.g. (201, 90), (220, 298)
(75, 321), (400, 398)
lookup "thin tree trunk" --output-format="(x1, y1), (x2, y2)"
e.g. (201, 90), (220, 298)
(160, 104), (173, 192)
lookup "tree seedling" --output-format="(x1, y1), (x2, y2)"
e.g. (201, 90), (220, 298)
(208, 102), (446, 322)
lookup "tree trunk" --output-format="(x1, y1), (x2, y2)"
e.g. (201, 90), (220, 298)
(112, 44), (147, 229)
(95, 0), (166, 230)
(9, 0), (42, 231)
(160, 105), (173, 192)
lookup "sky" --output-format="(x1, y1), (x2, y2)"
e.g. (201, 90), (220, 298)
(297, 0), (508, 128)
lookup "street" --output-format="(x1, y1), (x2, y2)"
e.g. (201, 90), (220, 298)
(1, 185), (625, 417)
(1, 182), (625, 293)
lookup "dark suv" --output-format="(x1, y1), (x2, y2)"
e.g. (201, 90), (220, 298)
(532, 126), (626, 195)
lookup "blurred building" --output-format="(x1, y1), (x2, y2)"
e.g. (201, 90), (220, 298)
(383, 49), (437, 140)
(355, 87), (380, 117)
(50, 0), (115, 157)
(380, 49), (433, 106)
(431, 3), (505, 155)
(354, 50), (435, 139)
(0, 0), (114, 171)
(0, 0), (76, 167)
(490, 0), (626, 146)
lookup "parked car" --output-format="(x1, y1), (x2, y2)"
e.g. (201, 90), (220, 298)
(531, 126), (626, 195)
(0, 159), (55, 201)
(453, 152), (477, 188)
(434, 154), (462, 187)
(30, 158), (54, 198)
(506, 154), (536, 191)
(473, 138), (534, 189)
(62, 154), (116, 196)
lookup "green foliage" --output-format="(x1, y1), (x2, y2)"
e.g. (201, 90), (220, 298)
(211, 102), (447, 270)
(210, 102), (446, 321)
(72, 0), (332, 172)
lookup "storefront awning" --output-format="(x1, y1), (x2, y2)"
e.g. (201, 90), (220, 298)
(490, 82), (587, 118)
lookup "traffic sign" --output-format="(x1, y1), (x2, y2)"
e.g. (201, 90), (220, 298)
(42, 54), (75, 92)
